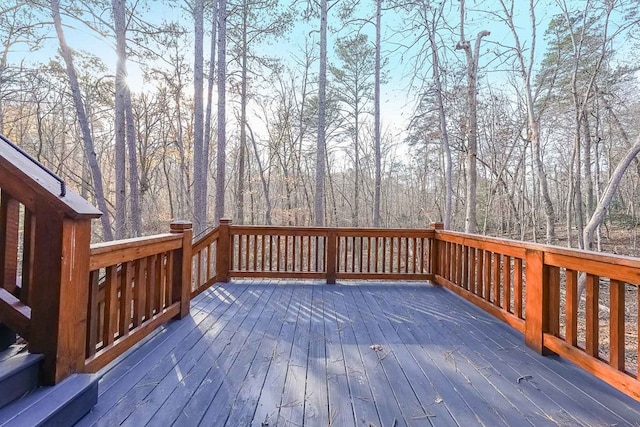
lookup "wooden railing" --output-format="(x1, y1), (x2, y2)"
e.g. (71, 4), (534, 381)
(433, 228), (640, 401)
(84, 222), (192, 372)
(190, 219), (435, 295)
(1, 138), (101, 384)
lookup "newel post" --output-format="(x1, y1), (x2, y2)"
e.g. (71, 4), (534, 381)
(170, 220), (193, 319)
(524, 248), (554, 355)
(30, 212), (92, 384)
(326, 231), (337, 284)
(216, 219), (232, 282)
(429, 222), (444, 279)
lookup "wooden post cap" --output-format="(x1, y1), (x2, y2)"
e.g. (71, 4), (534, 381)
(170, 220), (193, 232)
(219, 218), (232, 225)
(430, 222), (445, 230)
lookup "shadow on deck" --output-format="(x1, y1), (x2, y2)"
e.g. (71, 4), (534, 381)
(77, 281), (640, 426)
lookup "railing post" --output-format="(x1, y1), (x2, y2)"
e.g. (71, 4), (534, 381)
(326, 231), (337, 284)
(524, 248), (553, 355)
(30, 214), (92, 384)
(170, 220), (193, 319)
(429, 222), (444, 279)
(216, 219), (232, 282)
(0, 190), (19, 294)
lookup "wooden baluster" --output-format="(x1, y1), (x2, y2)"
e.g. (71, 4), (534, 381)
(155, 253), (164, 311)
(292, 235), (297, 271)
(21, 209), (36, 305)
(610, 279), (625, 371)
(146, 255), (156, 318)
(336, 236), (341, 273)
(504, 256), (511, 312)
(164, 252), (174, 308)
(307, 236), (312, 272)
(253, 235), (258, 271)
(269, 235), (273, 271)
(483, 251), (491, 301)
(403, 238), (408, 274)
(206, 243), (212, 283)
(493, 253), (501, 306)
(382, 237), (387, 273)
(585, 274), (600, 357)
(133, 258), (146, 327)
(238, 233), (243, 271)
(103, 265), (118, 347)
(260, 235), (265, 271)
(514, 258), (523, 319)
(396, 238), (402, 273)
(469, 247), (476, 294)
(284, 235), (289, 272)
(360, 237), (364, 273)
(196, 250), (202, 289)
(244, 235), (249, 271)
(86, 270), (100, 357)
(367, 236), (373, 273)
(276, 235), (281, 271)
(315, 236), (320, 272)
(0, 190), (19, 294)
(119, 261), (133, 338)
(477, 250), (484, 297)
(565, 269), (578, 345)
(457, 244), (464, 286)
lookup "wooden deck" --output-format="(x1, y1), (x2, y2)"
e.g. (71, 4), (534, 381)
(77, 281), (640, 426)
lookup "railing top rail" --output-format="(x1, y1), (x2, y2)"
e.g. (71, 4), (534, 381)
(229, 224), (436, 234)
(90, 233), (180, 255)
(437, 229), (640, 270)
(0, 133), (66, 197)
(0, 134), (101, 218)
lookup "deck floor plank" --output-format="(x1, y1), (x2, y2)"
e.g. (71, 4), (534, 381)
(341, 286), (408, 427)
(323, 288), (357, 427)
(77, 284), (252, 426)
(164, 284), (277, 426)
(303, 286), (330, 427)
(222, 284), (296, 426)
(404, 285), (635, 426)
(330, 288), (382, 427)
(277, 284), (313, 426)
(117, 282), (270, 427)
(81, 281), (640, 427)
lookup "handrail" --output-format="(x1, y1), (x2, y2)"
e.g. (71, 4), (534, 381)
(0, 133), (66, 197)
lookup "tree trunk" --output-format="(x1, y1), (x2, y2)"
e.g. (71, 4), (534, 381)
(373, 0), (382, 227)
(112, 0), (127, 239)
(203, 0), (217, 224)
(193, 0), (206, 233)
(215, 0), (227, 222)
(429, 7), (451, 230)
(51, 0), (113, 240)
(457, 0), (489, 234)
(236, 4), (248, 225)
(584, 134), (640, 249)
(314, 0), (327, 226)
(112, 0), (141, 237)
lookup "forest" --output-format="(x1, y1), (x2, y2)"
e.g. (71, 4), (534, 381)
(1, 0), (640, 255)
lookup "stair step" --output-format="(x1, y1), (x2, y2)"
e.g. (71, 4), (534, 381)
(0, 374), (98, 427)
(0, 353), (42, 409)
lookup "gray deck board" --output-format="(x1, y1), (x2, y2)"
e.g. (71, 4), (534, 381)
(80, 281), (640, 427)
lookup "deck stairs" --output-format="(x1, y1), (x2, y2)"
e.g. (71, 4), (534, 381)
(0, 325), (98, 426)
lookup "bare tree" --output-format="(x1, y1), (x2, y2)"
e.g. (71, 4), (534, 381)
(456, 0), (490, 234)
(192, 0), (206, 232)
(215, 0), (228, 222)
(51, 0), (113, 240)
